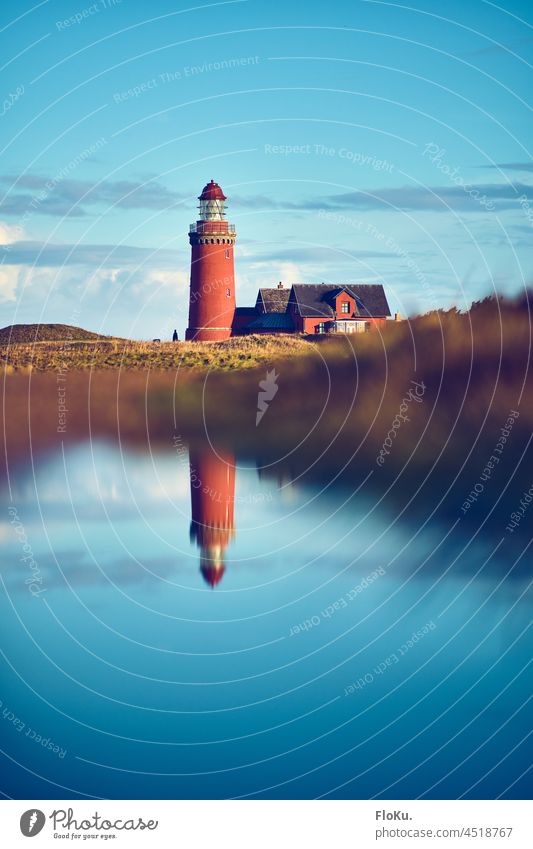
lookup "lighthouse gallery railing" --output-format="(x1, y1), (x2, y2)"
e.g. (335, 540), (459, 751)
(189, 222), (236, 235)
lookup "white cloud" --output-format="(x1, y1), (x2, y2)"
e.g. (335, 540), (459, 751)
(143, 269), (188, 290)
(0, 221), (25, 245)
(0, 265), (19, 302)
(0, 221), (27, 301)
(276, 261), (305, 284)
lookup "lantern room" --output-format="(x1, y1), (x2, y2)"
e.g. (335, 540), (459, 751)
(198, 179), (227, 221)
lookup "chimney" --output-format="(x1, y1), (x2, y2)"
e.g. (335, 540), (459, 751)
(394, 312), (402, 322)
(277, 282), (284, 289)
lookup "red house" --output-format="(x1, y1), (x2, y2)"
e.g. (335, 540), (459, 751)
(238, 282), (391, 335)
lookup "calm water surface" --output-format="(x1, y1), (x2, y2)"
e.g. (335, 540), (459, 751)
(0, 442), (530, 799)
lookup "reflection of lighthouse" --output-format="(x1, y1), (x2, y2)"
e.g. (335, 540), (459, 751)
(186, 180), (236, 341)
(189, 448), (236, 587)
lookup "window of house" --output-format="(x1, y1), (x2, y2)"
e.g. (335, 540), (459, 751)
(341, 301), (350, 314)
(316, 322), (325, 334)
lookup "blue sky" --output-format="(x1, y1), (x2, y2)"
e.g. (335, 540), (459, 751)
(0, 0), (532, 338)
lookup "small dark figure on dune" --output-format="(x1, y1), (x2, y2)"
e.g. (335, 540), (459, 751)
(172, 329), (179, 342)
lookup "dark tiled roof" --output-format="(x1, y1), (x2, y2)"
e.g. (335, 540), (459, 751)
(234, 306), (257, 316)
(290, 284), (391, 318)
(246, 312), (295, 330)
(256, 288), (291, 313)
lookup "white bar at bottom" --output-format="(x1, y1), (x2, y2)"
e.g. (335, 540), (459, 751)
(0, 799), (529, 848)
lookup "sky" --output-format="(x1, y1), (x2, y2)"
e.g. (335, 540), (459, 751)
(0, 0), (532, 339)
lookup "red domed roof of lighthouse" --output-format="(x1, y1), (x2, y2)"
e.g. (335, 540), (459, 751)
(199, 179), (226, 201)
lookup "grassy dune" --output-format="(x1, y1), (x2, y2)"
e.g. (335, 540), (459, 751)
(0, 323), (116, 344)
(1, 332), (313, 371)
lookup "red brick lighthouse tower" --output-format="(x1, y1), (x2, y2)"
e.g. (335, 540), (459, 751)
(186, 180), (236, 341)
(189, 447), (236, 587)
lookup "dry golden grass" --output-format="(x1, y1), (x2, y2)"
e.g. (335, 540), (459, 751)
(0, 333), (314, 372)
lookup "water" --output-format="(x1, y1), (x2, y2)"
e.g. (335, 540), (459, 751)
(0, 441), (530, 799)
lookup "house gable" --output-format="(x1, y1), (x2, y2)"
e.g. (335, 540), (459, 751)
(333, 290), (357, 318)
(289, 284), (391, 319)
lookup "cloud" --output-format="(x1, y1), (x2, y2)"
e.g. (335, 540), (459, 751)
(128, 268), (188, 297)
(1, 239), (184, 269)
(0, 175), (189, 218)
(0, 262), (189, 311)
(0, 226), (188, 306)
(0, 265), (19, 302)
(243, 246), (397, 263)
(276, 261), (304, 285)
(510, 224), (533, 235)
(318, 183), (533, 213)
(231, 193), (289, 209)
(231, 183), (533, 214)
(3, 173), (530, 221)
(0, 222), (25, 244)
(482, 163), (533, 173)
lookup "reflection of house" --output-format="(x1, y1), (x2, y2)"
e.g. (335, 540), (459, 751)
(256, 462), (298, 503)
(189, 449), (235, 587)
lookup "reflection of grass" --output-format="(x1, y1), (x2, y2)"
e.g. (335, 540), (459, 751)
(2, 295), (532, 515)
(1, 334), (314, 372)
(192, 295), (532, 454)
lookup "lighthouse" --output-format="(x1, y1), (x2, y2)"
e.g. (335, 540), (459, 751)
(189, 447), (236, 587)
(186, 180), (236, 342)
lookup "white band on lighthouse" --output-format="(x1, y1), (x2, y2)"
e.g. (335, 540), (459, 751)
(188, 327), (231, 332)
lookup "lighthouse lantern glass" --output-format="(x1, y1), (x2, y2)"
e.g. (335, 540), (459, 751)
(199, 198), (225, 221)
